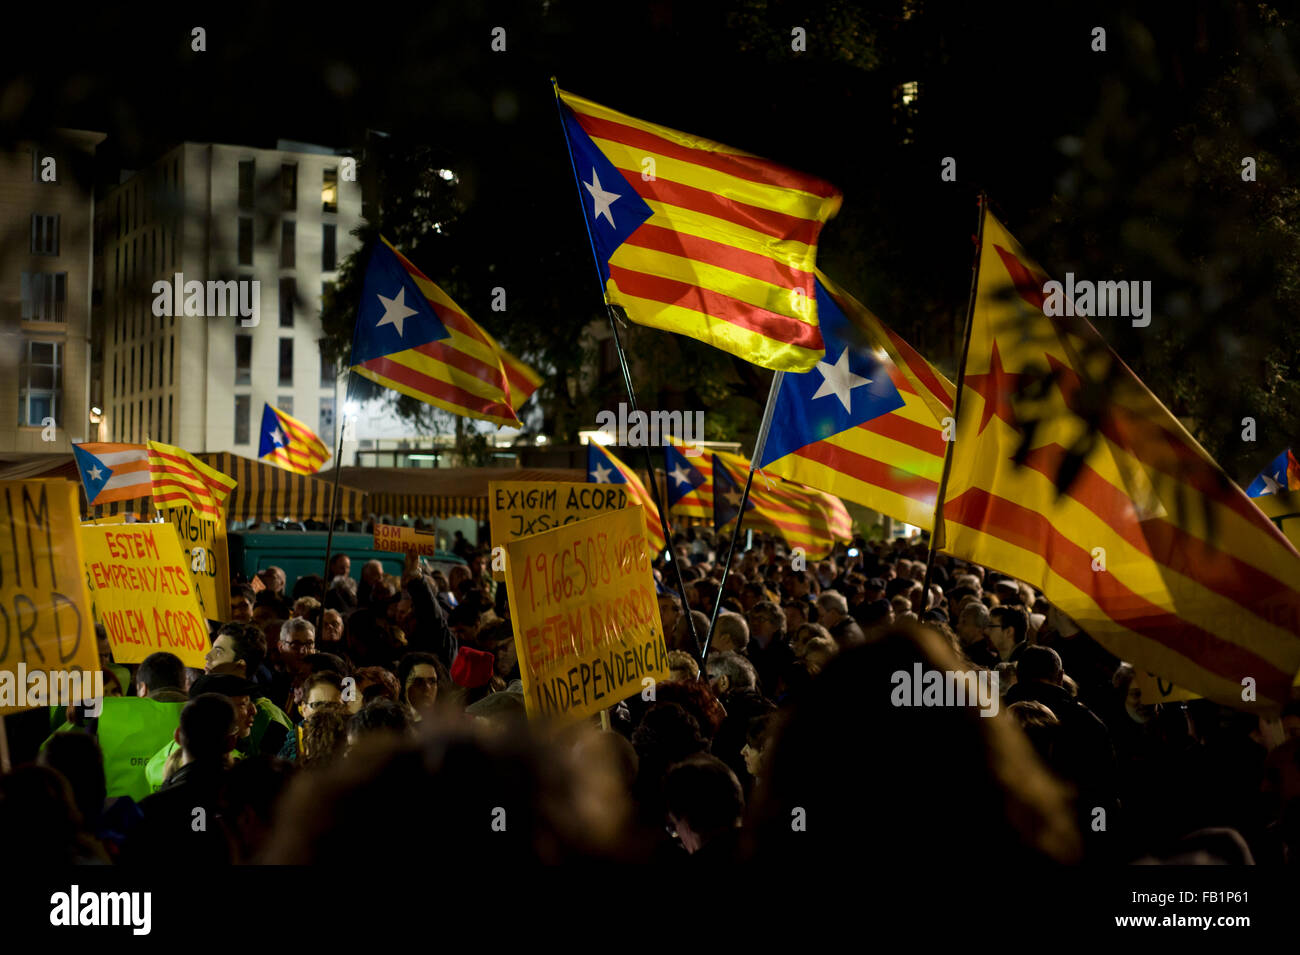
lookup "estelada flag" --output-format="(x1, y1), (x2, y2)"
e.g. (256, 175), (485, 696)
(587, 443), (666, 555)
(351, 238), (541, 426)
(557, 87), (842, 373)
(72, 442), (151, 506)
(760, 273), (954, 530)
(146, 441), (236, 522)
(1246, 448), (1300, 497)
(940, 207), (1300, 709)
(672, 438), (849, 560)
(259, 403), (330, 474)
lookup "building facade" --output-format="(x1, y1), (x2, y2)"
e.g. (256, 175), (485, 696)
(98, 140), (361, 457)
(0, 129), (105, 455)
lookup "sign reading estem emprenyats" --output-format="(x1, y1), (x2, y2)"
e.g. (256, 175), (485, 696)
(80, 523), (210, 668)
(503, 505), (668, 724)
(0, 481), (98, 713)
(489, 481), (631, 580)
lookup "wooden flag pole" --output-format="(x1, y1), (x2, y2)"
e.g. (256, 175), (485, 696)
(701, 370), (783, 662)
(923, 192), (987, 601)
(551, 76), (703, 660)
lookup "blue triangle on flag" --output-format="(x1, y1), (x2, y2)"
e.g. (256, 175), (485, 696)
(664, 443), (706, 506)
(351, 240), (452, 366)
(72, 444), (114, 504)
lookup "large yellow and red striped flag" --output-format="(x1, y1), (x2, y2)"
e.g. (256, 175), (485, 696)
(941, 208), (1300, 709)
(761, 272), (955, 530)
(669, 438), (850, 560)
(258, 403), (330, 474)
(351, 238), (542, 427)
(557, 87), (842, 372)
(147, 441), (236, 523)
(587, 443), (666, 554)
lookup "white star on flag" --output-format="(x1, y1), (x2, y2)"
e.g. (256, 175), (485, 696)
(669, 463), (694, 487)
(722, 487), (743, 508)
(376, 287), (420, 337)
(811, 347), (871, 413)
(87, 465), (103, 482)
(585, 168), (621, 227)
(1262, 472), (1282, 495)
(590, 461), (614, 483)
(269, 428), (285, 446)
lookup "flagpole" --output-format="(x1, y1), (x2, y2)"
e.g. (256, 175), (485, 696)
(701, 370), (783, 662)
(551, 76), (703, 659)
(923, 191), (986, 601)
(322, 368), (355, 582)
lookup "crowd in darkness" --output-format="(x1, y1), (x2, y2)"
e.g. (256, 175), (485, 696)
(3, 528), (1299, 865)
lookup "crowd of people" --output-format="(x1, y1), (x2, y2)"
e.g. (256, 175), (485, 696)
(3, 528), (1299, 866)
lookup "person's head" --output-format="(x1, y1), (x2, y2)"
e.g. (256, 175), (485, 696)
(230, 584), (255, 623)
(663, 754), (744, 854)
(291, 596), (321, 621)
(801, 636), (838, 677)
(791, 622), (832, 659)
(468, 551), (486, 578)
(447, 564), (470, 593)
(657, 591), (683, 639)
(705, 649), (758, 696)
(216, 757), (295, 863)
(279, 618), (316, 668)
(328, 553), (351, 580)
(259, 566), (287, 596)
(711, 612), (749, 653)
(1008, 700), (1059, 761)
(746, 600), (786, 645)
(95, 624), (113, 670)
(38, 732), (106, 829)
(1281, 701), (1300, 742)
(397, 652), (447, 714)
(815, 591), (849, 629)
(1017, 645), (1065, 687)
(741, 713), (775, 779)
(448, 602), (483, 647)
(347, 698), (414, 749)
(361, 559), (384, 589)
(988, 605), (1029, 660)
(175, 693), (239, 763)
(666, 650), (700, 683)
(206, 622), (267, 676)
(190, 673), (258, 739)
(956, 601), (992, 646)
(476, 618), (517, 680)
(355, 666), (401, 703)
(299, 670), (344, 721)
(136, 651), (185, 698)
(318, 609), (344, 647)
(782, 600), (809, 633)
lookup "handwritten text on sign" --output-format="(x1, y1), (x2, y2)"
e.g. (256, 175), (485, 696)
(489, 481), (630, 580)
(0, 481), (98, 712)
(504, 506), (668, 723)
(373, 523), (440, 556)
(81, 523), (210, 668)
(165, 506), (231, 622)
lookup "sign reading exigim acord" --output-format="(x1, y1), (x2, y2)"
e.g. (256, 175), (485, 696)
(503, 507), (669, 724)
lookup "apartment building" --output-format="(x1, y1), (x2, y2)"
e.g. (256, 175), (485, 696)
(0, 129), (105, 455)
(98, 140), (360, 455)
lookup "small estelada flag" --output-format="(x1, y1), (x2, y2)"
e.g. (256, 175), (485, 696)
(259, 403), (330, 474)
(146, 440), (236, 522)
(72, 442), (152, 506)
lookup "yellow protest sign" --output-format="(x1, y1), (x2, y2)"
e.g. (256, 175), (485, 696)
(503, 506), (669, 724)
(373, 523), (440, 556)
(489, 481), (632, 580)
(163, 506), (231, 622)
(80, 523), (210, 668)
(0, 481), (99, 714)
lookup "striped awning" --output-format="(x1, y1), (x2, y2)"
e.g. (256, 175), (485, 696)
(318, 466), (590, 523)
